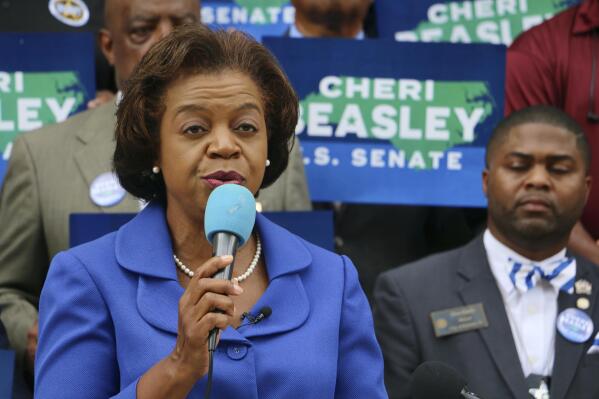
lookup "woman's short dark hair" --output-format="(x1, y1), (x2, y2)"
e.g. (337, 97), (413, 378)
(114, 24), (299, 201)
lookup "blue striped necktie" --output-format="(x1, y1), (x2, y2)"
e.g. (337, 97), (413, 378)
(508, 257), (576, 294)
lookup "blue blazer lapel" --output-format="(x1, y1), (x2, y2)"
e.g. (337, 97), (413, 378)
(136, 277), (182, 335)
(551, 258), (599, 399)
(116, 202), (181, 335)
(114, 208), (313, 337)
(238, 214), (312, 338)
(115, 202), (177, 280)
(240, 273), (309, 338)
(457, 236), (529, 398)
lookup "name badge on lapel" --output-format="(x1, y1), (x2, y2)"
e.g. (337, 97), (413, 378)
(431, 303), (489, 338)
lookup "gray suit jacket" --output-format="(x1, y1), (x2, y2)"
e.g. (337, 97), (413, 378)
(0, 101), (310, 359)
(374, 235), (599, 399)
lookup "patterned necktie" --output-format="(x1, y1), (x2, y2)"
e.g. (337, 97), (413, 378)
(509, 257), (576, 294)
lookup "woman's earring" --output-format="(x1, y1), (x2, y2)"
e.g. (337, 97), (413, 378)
(265, 159), (271, 167)
(152, 166), (160, 174)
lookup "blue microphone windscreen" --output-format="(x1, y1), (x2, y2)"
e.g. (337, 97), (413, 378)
(204, 184), (256, 246)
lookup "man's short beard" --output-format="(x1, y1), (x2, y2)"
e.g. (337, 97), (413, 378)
(491, 209), (573, 251)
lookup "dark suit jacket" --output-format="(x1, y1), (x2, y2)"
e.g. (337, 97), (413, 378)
(373, 235), (599, 399)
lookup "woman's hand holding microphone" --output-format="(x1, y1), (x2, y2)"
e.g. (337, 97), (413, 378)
(137, 255), (242, 398)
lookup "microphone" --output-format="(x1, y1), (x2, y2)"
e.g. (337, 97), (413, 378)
(241, 306), (272, 324)
(204, 184), (256, 352)
(411, 361), (484, 399)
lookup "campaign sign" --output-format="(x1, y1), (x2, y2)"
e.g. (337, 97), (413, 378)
(70, 211), (334, 251)
(264, 38), (505, 207)
(0, 349), (14, 399)
(376, 0), (579, 46)
(202, 0), (294, 41)
(0, 32), (95, 182)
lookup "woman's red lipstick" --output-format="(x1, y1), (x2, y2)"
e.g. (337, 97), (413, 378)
(202, 170), (245, 188)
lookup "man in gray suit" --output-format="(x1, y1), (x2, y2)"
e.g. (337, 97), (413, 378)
(0, 0), (310, 377)
(374, 106), (598, 399)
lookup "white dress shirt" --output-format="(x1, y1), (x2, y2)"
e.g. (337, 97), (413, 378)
(483, 229), (575, 377)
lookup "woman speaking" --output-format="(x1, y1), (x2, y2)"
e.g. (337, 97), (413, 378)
(34, 25), (387, 398)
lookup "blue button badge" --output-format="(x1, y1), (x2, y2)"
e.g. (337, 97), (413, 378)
(557, 308), (594, 343)
(89, 172), (126, 207)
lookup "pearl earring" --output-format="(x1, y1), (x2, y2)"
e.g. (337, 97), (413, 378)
(152, 166), (160, 174)
(265, 159), (271, 167)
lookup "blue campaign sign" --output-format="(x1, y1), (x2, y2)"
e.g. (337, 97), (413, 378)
(0, 349), (15, 399)
(202, 0), (294, 41)
(264, 37), (505, 207)
(376, 0), (579, 46)
(0, 32), (95, 182)
(70, 211), (334, 251)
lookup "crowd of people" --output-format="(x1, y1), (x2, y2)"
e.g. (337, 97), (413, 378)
(0, 0), (598, 398)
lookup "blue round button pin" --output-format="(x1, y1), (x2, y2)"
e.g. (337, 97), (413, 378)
(89, 172), (126, 207)
(557, 308), (594, 343)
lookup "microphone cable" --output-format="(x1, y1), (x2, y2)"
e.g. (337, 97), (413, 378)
(204, 347), (215, 399)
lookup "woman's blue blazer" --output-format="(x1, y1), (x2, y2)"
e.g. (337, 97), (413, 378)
(35, 202), (387, 398)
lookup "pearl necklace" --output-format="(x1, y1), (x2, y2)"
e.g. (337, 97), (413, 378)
(173, 235), (262, 283)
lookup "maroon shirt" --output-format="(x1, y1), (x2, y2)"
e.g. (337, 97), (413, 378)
(505, 0), (599, 239)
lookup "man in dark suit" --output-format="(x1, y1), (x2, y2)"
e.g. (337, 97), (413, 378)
(374, 105), (597, 399)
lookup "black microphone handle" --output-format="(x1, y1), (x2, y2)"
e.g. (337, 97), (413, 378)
(208, 232), (239, 352)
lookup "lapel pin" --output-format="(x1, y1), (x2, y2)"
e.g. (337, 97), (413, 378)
(577, 297), (591, 310)
(575, 279), (592, 295)
(90, 172), (126, 207)
(557, 308), (594, 343)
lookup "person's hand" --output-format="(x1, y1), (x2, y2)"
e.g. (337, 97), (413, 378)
(25, 319), (38, 373)
(170, 255), (243, 379)
(87, 90), (115, 109)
